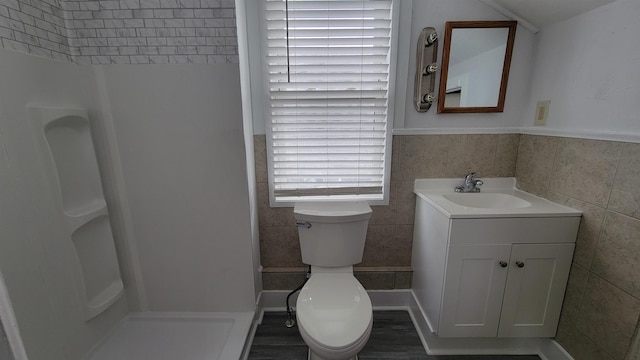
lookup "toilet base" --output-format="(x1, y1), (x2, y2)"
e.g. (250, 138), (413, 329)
(307, 348), (358, 360)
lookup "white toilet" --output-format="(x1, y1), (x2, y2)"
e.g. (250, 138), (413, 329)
(293, 201), (373, 360)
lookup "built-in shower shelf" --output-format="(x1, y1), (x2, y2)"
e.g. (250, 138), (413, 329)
(29, 106), (123, 321)
(86, 280), (124, 318)
(65, 199), (108, 231)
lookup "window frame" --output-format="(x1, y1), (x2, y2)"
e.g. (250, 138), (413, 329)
(256, 0), (400, 207)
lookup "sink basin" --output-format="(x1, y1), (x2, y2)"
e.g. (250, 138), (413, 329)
(413, 177), (582, 218)
(442, 193), (532, 209)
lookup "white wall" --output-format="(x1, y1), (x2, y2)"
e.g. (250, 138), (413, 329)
(400, 0), (536, 131)
(100, 64), (256, 312)
(521, 0), (640, 138)
(0, 48), (128, 360)
(248, 0), (537, 134)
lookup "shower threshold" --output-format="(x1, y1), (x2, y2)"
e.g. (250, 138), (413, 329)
(83, 311), (253, 360)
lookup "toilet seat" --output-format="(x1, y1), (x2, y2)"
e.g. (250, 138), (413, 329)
(296, 273), (372, 355)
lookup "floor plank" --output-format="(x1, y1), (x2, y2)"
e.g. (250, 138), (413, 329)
(248, 311), (541, 360)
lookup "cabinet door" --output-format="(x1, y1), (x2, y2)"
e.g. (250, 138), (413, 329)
(498, 243), (574, 337)
(439, 245), (511, 337)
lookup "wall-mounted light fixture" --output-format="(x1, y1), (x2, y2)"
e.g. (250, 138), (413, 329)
(414, 27), (438, 112)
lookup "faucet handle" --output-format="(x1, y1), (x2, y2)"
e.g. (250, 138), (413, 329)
(464, 172), (476, 183)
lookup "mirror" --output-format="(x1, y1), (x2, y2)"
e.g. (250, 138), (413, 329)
(437, 21), (517, 113)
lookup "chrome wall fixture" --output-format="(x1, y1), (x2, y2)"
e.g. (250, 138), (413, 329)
(414, 27), (438, 112)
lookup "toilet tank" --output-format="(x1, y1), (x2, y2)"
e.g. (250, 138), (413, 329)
(294, 202), (372, 267)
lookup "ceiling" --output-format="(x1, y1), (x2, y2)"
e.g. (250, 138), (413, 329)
(482, 0), (616, 30)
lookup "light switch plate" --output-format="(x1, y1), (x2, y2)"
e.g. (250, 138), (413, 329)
(534, 100), (550, 126)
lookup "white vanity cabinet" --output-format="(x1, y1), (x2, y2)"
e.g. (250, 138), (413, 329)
(411, 179), (581, 339)
(439, 242), (574, 337)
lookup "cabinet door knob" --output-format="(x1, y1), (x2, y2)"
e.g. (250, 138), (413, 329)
(499, 261), (508, 268)
(515, 261), (525, 268)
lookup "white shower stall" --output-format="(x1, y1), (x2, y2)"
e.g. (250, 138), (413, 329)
(0, 44), (259, 360)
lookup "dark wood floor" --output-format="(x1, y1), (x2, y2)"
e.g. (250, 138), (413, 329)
(248, 311), (541, 360)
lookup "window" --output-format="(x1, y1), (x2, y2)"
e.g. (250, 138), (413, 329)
(262, 0), (396, 204)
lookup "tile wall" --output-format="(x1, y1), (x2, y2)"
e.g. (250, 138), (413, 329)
(255, 133), (520, 290)
(258, 132), (640, 358)
(0, 0), (237, 63)
(0, 0), (72, 61)
(516, 134), (640, 360)
(63, 0), (237, 64)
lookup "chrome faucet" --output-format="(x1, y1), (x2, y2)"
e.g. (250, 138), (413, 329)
(454, 172), (484, 193)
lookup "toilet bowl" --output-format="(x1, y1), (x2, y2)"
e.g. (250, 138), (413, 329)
(296, 270), (373, 360)
(293, 202), (373, 360)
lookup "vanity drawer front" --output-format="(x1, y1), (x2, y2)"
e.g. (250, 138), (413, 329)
(449, 217), (580, 245)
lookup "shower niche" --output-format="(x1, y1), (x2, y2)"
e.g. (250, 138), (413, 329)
(29, 106), (123, 321)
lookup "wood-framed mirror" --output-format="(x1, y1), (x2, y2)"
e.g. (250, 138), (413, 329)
(437, 21), (517, 113)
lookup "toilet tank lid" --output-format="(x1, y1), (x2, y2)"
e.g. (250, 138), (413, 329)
(294, 201), (372, 222)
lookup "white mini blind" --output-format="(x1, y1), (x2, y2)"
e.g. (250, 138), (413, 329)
(264, 0), (393, 200)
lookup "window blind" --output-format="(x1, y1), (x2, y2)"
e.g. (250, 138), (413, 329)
(264, 0), (393, 200)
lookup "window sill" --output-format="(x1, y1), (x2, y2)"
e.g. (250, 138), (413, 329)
(270, 194), (388, 208)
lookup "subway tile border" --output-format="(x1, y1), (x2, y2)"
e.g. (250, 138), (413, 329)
(0, 0), (238, 63)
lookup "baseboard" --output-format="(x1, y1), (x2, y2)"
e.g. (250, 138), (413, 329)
(258, 290), (298, 311)
(257, 289), (415, 312)
(538, 338), (575, 360)
(406, 290), (573, 360)
(255, 289), (573, 360)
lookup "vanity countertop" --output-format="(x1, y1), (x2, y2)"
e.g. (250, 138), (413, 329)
(414, 178), (582, 219)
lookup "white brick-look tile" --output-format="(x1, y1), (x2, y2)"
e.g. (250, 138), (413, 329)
(166, 36), (184, 45)
(193, 8), (212, 18)
(79, 2), (100, 11)
(0, 26), (14, 39)
(132, 9), (153, 17)
(159, 0), (178, 8)
(112, 9), (132, 18)
(98, 46), (119, 55)
(140, 0), (160, 8)
(0, 5), (10, 18)
(123, 18), (143, 27)
(130, 54), (149, 63)
(186, 36), (205, 45)
(149, 54), (168, 63)
(107, 37), (127, 46)
(152, 9), (172, 18)
(118, 45), (137, 54)
(178, 0), (200, 9)
(158, 45), (175, 54)
(88, 37), (107, 46)
(2, 37), (29, 52)
(164, 18), (183, 27)
(95, 28), (116, 37)
(146, 36), (165, 45)
(4, 0), (20, 11)
(126, 37), (146, 45)
(172, 8), (193, 18)
(200, 0), (220, 8)
(119, 0), (140, 10)
(0, 0), (238, 63)
(115, 27), (135, 36)
(99, 1), (120, 10)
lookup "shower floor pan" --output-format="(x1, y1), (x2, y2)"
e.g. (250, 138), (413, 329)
(84, 312), (253, 360)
